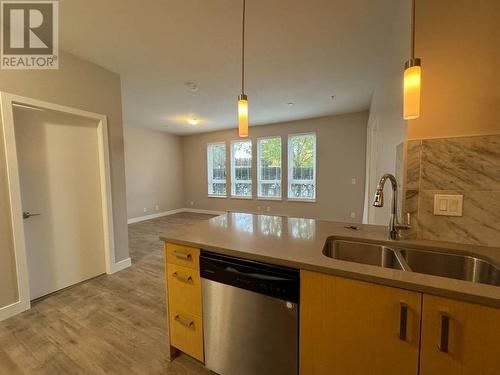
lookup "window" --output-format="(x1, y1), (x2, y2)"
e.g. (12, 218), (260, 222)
(207, 143), (227, 197)
(231, 140), (252, 198)
(288, 133), (316, 200)
(257, 137), (282, 199)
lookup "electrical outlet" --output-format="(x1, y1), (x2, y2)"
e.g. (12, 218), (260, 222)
(434, 194), (463, 216)
(190, 201), (194, 206)
(351, 178), (357, 185)
(155, 205), (159, 211)
(143, 208), (147, 213)
(350, 212), (356, 219)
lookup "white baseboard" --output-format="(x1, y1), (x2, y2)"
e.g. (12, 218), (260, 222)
(182, 208), (226, 215)
(127, 208), (185, 224)
(110, 257), (132, 273)
(0, 300), (30, 322)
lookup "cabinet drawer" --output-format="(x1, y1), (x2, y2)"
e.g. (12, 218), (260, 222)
(169, 309), (204, 362)
(167, 263), (202, 316)
(166, 243), (200, 269)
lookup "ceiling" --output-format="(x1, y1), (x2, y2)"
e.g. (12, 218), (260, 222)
(59, 0), (404, 135)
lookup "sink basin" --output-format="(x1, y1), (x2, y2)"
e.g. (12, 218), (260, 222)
(322, 238), (500, 287)
(398, 249), (500, 287)
(323, 239), (406, 270)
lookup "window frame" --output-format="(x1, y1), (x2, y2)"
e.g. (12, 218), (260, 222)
(257, 136), (282, 200)
(230, 139), (253, 199)
(206, 142), (227, 198)
(287, 132), (317, 202)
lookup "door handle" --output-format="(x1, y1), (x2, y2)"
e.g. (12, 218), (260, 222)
(438, 312), (450, 353)
(399, 302), (408, 341)
(172, 251), (192, 260)
(172, 272), (193, 283)
(174, 315), (194, 329)
(23, 211), (41, 219)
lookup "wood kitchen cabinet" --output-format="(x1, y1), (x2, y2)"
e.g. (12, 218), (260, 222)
(420, 294), (500, 375)
(300, 270), (422, 375)
(165, 243), (204, 362)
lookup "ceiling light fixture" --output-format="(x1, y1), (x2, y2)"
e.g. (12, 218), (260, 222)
(403, 0), (422, 120)
(287, 102), (294, 107)
(188, 118), (200, 125)
(237, 0), (249, 138)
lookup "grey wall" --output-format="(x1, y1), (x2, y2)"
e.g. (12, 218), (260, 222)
(124, 127), (184, 219)
(181, 113), (368, 222)
(0, 51), (129, 309)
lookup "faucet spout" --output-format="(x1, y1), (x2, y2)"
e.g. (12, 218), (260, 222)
(372, 174), (409, 240)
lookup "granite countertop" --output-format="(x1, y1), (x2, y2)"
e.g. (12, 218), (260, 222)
(160, 212), (500, 308)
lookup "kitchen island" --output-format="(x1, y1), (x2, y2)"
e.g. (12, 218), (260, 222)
(160, 212), (500, 375)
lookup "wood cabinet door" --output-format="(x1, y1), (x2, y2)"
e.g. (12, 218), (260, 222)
(300, 271), (421, 375)
(420, 294), (500, 375)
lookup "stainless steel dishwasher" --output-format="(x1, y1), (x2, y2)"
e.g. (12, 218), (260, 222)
(200, 251), (299, 375)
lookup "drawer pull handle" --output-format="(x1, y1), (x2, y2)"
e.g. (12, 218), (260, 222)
(438, 313), (450, 353)
(399, 302), (408, 341)
(172, 272), (193, 283)
(172, 251), (192, 260)
(175, 315), (194, 329)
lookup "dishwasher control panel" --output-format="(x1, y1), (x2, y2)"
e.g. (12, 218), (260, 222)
(200, 251), (300, 303)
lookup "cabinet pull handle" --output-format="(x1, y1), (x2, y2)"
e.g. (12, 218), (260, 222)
(172, 251), (192, 260)
(174, 315), (194, 329)
(399, 303), (408, 341)
(172, 272), (193, 283)
(438, 313), (450, 353)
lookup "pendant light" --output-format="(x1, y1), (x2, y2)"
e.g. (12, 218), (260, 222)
(237, 0), (249, 137)
(403, 0), (422, 120)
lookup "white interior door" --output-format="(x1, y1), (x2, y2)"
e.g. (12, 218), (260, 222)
(14, 106), (106, 300)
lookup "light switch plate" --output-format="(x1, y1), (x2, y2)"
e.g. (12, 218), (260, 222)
(433, 194), (464, 217)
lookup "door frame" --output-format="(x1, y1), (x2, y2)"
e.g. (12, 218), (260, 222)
(0, 92), (116, 319)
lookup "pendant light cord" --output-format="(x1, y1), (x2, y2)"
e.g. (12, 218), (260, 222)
(411, 0), (415, 59)
(241, 0), (246, 95)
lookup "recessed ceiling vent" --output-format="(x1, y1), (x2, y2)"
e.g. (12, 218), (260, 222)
(185, 82), (199, 92)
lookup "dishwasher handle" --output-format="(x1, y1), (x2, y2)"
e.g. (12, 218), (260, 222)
(225, 266), (295, 282)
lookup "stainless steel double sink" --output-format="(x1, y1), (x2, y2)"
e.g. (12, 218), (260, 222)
(323, 238), (500, 287)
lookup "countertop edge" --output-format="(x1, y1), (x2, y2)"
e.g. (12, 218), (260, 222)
(160, 235), (500, 309)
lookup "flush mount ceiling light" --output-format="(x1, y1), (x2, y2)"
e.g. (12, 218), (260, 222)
(403, 0), (422, 120)
(237, 0), (249, 138)
(187, 118), (200, 125)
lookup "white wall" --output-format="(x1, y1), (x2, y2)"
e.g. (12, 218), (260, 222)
(124, 127), (184, 220)
(408, 0), (500, 139)
(364, 0), (410, 225)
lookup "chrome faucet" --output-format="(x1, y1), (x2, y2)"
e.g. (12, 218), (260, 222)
(373, 173), (410, 240)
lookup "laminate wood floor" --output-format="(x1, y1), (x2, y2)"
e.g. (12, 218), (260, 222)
(0, 212), (216, 375)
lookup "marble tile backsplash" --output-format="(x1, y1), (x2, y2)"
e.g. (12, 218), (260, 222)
(402, 134), (500, 247)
